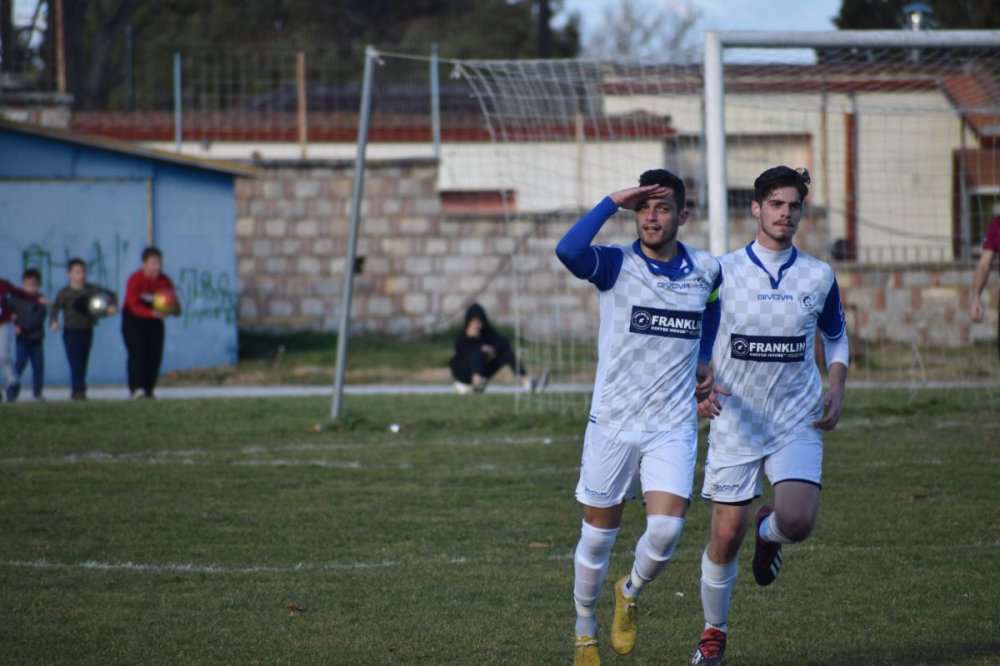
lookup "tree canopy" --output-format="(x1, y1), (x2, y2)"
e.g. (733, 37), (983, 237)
(33, 0), (581, 110)
(834, 0), (1000, 30)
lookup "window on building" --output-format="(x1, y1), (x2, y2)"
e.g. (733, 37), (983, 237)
(969, 191), (1000, 256)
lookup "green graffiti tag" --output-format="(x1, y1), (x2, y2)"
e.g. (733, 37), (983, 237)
(175, 268), (238, 325)
(20, 235), (130, 294)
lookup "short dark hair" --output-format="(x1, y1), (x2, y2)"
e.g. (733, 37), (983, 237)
(638, 169), (687, 211)
(67, 258), (86, 271)
(142, 246), (163, 262)
(22, 268), (41, 282)
(753, 166), (810, 204)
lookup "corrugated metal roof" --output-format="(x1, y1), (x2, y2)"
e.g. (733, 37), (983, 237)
(0, 118), (259, 177)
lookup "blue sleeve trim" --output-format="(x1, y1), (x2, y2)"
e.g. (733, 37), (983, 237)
(591, 246), (624, 291)
(818, 277), (847, 339)
(699, 296), (721, 361)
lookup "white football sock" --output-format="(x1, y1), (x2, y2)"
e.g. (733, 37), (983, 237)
(624, 514), (685, 598)
(574, 520), (619, 636)
(760, 512), (794, 544)
(700, 548), (738, 632)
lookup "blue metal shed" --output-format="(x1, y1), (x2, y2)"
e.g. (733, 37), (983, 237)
(0, 120), (256, 389)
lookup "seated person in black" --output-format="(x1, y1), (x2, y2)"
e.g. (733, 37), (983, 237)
(449, 303), (544, 393)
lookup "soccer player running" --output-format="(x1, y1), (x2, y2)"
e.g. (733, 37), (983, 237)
(690, 166), (848, 665)
(556, 169), (721, 666)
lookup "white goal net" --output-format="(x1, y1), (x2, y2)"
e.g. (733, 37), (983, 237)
(434, 32), (1000, 412)
(355, 33), (1000, 413)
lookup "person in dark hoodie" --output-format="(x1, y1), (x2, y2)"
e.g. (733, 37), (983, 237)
(448, 302), (545, 394)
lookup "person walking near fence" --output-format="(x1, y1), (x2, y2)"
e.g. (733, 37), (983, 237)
(969, 205), (1000, 361)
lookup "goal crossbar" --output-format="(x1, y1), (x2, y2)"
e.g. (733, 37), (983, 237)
(703, 29), (1000, 256)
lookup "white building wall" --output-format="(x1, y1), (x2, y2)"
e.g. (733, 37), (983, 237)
(147, 88), (973, 261)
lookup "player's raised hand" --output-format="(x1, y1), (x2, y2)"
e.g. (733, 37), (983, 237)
(609, 184), (668, 210)
(697, 384), (731, 420)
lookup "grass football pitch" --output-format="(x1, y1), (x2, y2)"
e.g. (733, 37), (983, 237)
(1, 389), (997, 665)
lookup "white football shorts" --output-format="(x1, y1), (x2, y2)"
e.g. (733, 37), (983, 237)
(700, 428), (823, 504)
(575, 422), (699, 508)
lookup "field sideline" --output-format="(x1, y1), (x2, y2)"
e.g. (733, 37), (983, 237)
(1, 389), (997, 664)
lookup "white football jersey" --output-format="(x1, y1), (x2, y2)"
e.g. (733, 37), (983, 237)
(589, 242), (721, 432)
(709, 244), (846, 456)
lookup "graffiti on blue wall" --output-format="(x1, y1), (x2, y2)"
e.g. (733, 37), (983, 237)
(19, 238), (237, 325)
(175, 267), (237, 325)
(21, 234), (130, 295)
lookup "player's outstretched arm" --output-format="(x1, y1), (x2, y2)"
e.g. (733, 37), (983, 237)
(814, 362), (847, 431)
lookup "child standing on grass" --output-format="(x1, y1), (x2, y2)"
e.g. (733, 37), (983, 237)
(121, 246), (180, 399)
(6, 269), (48, 402)
(1, 273), (46, 403)
(49, 258), (118, 401)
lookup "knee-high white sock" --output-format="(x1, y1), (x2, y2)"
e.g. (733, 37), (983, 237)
(760, 513), (794, 544)
(700, 548), (738, 632)
(574, 520), (619, 636)
(624, 514), (685, 598)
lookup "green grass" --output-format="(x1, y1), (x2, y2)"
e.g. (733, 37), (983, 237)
(163, 329), (461, 386)
(163, 330), (1000, 388)
(1, 390), (998, 664)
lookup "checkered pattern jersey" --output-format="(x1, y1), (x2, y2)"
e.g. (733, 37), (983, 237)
(709, 247), (840, 457)
(589, 243), (720, 432)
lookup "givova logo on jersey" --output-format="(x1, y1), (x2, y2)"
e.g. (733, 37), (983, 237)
(730, 334), (806, 362)
(630, 306), (702, 339)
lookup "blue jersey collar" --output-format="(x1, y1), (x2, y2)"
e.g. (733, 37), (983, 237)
(633, 240), (693, 280)
(745, 242), (797, 289)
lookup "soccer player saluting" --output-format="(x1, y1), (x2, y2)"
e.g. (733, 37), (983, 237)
(556, 169), (721, 666)
(690, 166), (849, 665)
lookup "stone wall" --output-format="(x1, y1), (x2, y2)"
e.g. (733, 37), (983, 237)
(235, 159), (998, 346)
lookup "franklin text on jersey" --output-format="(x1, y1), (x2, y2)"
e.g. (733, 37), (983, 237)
(590, 243), (720, 432)
(709, 248), (838, 456)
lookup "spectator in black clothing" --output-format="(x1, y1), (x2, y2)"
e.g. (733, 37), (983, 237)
(7, 268), (48, 402)
(448, 302), (545, 394)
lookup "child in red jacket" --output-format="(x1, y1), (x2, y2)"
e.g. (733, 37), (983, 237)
(121, 246), (182, 399)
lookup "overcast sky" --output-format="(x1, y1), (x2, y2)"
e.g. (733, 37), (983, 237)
(558, 0), (842, 46)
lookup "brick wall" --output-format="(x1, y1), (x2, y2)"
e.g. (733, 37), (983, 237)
(236, 159), (998, 346)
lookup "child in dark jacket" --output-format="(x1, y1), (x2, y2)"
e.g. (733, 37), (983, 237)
(7, 268), (48, 402)
(49, 258), (118, 400)
(1, 271), (46, 403)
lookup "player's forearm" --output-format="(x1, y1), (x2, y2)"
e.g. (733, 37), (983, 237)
(971, 250), (995, 297)
(971, 265), (989, 298)
(827, 361), (847, 396)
